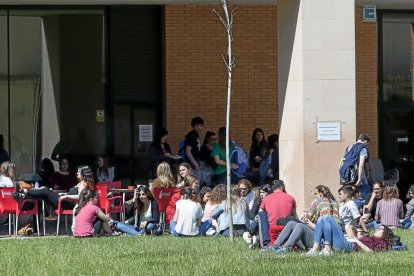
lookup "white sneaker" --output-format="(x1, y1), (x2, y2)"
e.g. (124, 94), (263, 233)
(304, 248), (319, 256)
(243, 232), (252, 244)
(319, 249), (333, 256)
(206, 228), (216, 236)
(252, 235), (258, 246)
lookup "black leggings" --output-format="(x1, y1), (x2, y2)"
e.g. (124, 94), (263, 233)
(27, 189), (75, 210)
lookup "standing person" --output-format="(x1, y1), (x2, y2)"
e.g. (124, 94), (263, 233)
(149, 128), (173, 179)
(184, 117), (204, 180)
(0, 134), (11, 166)
(339, 133), (371, 199)
(199, 131), (217, 187)
(256, 180), (297, 247)
(95, 155), (115, 183)
(375, 185), (404, 228)
(212, 127), (238, 185)
(50, 158), (78, 191)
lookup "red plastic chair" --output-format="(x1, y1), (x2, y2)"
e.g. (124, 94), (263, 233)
(153, 187), (176, 233)
(0, 187), (40, 236)
(55, 198), (76, 236)
(95, 184), (123, 220)
(98, 181), (122, 190)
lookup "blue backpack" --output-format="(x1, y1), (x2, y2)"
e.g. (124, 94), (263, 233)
(231, 142), (247, 177)
(339, 143), (366, 185)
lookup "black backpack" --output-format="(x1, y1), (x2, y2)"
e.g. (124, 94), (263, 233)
(339, 143), (366, 185)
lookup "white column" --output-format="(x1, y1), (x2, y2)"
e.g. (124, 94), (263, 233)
(278, 0), (356, 212)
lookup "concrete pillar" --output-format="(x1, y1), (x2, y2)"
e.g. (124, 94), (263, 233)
(278, 0), (356, 212)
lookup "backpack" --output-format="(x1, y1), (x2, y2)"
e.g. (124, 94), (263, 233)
(339, 143), (366, 185)
(178, 139), (186, 161)
(231, 142), (247, 177)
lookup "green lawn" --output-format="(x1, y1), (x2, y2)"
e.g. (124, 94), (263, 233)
(1, 229), (414, 275)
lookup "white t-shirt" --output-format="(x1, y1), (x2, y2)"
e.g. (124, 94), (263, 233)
(339, 200), (361, 226)
(0, 175), (14, 187)
(175, 199), (203, 236)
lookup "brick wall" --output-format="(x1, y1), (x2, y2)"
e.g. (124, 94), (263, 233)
(355, 6), (378, 159)
(164, 5), (278, 153)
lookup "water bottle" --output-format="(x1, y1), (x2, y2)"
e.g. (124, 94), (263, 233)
(35, 181), (39, 189)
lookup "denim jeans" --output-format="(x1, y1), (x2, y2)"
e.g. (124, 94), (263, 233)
(116, 222), (156, 236)
(365, 220), (380, 230)
(170, 220), (212, 237)
(274, 221), (314, 250)
(257, 211), (271, 246)
(314, 216), (355, 253)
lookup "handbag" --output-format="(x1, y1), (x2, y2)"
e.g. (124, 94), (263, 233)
(17, 223), (34, 236)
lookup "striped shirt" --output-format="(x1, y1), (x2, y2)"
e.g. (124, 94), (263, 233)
(375, 198), (404, 227)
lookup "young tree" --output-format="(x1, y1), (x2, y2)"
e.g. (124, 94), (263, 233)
(213, 0), (237, 242)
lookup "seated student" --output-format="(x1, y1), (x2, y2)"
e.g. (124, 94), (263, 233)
(199, 131), (217, 187)
(259, 184), (273, 200)
(306, 215), (395, 255)
(170, 187), (208, 237)
(50, 158), (78, 191)
(402, 185), (414, 229)
(375, 184), (403, 228)
(184, 174), (200, 195)
(38, 158), (55, 188)
(201, 184), (226, 235)
(0, 161), (16, 187)
(115, 186), (159, 236)
(199, 186), (212, 210)
(95, 155), (115, 183)
(151, 162), (175, 192)
(360, 181), (384, 232)
(212, 185), (250, 237)
(242, 186), (261, 245)
(256, 180), (297, 247)
(176, 162), (192, 188)
(74, 189), (111, 237)
(338, 185), (361, 238)
(238, 179), (256, 219)
(261, 185), (339, 254)
(212, 127), (239, 185)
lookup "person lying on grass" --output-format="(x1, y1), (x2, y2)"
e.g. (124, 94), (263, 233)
(305, 215), (395, 256)
(74, 189), (111, 237)
(115, 185), (159, 236)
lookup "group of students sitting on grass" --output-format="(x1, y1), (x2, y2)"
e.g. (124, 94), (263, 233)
(1, 158), (412, 256)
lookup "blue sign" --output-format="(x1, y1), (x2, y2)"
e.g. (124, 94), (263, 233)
(363, 6), (376, 22)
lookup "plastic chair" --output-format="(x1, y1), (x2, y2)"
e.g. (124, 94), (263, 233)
(55, 198), (75, 236)
(0, 187), (40, 237)
(153, 187), (176, 233)
(95, 184), (124, 220)
(367, 159), (399, 185)
(98, 181), (122, 190)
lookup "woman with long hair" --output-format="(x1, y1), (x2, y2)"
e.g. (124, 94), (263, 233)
(176, 162), (192, 187)
(0, 161), (16, 187)
(249, 128), (267, 170)
(375, 184), (404, 228)
(199, 131), (217, 187)
(115, 186), (160, 236)
(200, 185), (225, 235)
(13, 165), (95, 211)
(306, 215), (395, 255)
(151, 162), (175, 192)
(402, 185), (414, 229)
(96, 155), (115, 183)
(149, 128), (173, 178)
(212, 185), (249, 237)
(74, 189), (111, 237)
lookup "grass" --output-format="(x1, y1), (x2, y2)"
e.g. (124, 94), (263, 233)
(1, 229), (414, 275)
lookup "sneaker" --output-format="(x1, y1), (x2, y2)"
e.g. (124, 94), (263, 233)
(252, 235), (258, 246)
(206, 228), (216, 236)
(259, 245), (280, 253)
(275, 247), (288, 254)
(243, 232), (252, 244)
(304, 248), (319, 256)
(319, 249), (333, 256)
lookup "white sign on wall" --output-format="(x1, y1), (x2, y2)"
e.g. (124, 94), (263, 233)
(316, 122), (341, 141)
(139, 125), (153, 142)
